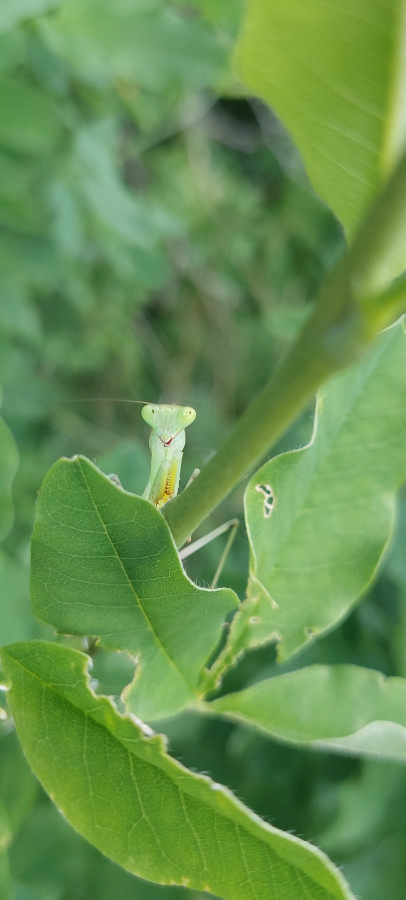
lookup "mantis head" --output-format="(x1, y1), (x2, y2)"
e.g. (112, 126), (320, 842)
(141, 404), (196, 444)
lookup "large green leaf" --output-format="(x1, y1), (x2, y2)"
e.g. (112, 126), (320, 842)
(209, 665), (406, 763)
(31, 457), (237, 720)
(0, 405), (18, 543)
(235, 0), (406, 245)
(1, 641), (356, 900)
(241, 320), (406, 661)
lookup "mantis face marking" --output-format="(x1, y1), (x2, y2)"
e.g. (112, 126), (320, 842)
(141, 404), (196, 509)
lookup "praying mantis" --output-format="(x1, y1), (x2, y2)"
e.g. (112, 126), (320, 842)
(140, 402), (238, 587)
(141, 403), (196, 510)
(92, 397), (237, 585)
(66, 396), (237, 587)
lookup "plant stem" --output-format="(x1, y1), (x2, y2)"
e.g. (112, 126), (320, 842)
(163, 297), (362, 548)
(349, 151), (406, 299)
(163, 151), (406, 548)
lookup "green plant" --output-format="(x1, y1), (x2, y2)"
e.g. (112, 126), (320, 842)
(1, 1), (406, 899)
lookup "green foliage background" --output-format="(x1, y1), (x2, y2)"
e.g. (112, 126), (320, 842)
(0, 1), (405, 898)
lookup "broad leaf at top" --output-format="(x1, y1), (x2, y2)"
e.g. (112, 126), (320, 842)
(30, 457), (237, 720)
(235, 0), (406, 249)
(242, 320), (406, 661)
(0, 640), (356, 900)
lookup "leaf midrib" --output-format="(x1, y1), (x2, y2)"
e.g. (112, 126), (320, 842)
(4, 647), (352, 900)
(77, 459), (194, 691)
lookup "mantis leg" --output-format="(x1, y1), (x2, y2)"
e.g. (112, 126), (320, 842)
(179, 518), (239, 588)
(185, 467), (200, 489)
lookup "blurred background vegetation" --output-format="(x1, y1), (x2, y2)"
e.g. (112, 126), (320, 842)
(0, 1), (406, 898)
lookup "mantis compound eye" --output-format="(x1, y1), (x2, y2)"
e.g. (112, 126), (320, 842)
(179, 407), (196, 428)
(141, 404), (158, 427)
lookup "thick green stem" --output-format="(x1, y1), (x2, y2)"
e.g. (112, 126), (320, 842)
(163, 299), (362, 548)
(358, 269), (406, 333)
(163, 151), (406, 548)
(349, 151), (406, 298)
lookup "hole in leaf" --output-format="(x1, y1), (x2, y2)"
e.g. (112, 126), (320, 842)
(255, 483), (274, 518)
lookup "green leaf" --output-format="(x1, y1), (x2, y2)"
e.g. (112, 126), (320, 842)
(235, 0), (406, 243)
(0, 76), (61, 155)
(209, 665), (406, 763)
(0, 406), (18, 543)
(1, 641), (356, 900)
(242, 320), (406, 661)
(31, 456), (237, 720)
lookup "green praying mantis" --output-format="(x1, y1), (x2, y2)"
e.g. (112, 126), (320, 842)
(141, 403), (196, 510)
(93, 398), (237, 585)
(67, 397), (237, 585)
(140, 402), (238, 586)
